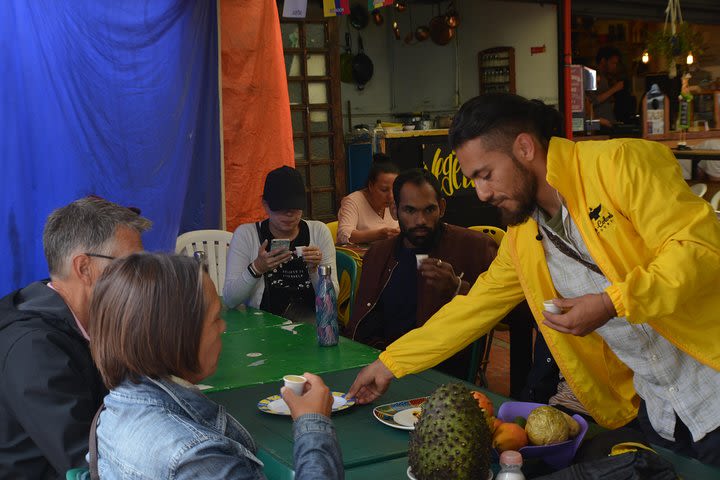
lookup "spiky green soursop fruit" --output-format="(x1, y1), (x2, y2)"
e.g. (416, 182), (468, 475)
(408, 383), (492, 480)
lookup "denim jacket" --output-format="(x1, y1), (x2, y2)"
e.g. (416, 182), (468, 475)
(96, 377), (344, 479)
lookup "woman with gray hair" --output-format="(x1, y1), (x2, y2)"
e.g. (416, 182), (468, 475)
(88, 253), (343, 479)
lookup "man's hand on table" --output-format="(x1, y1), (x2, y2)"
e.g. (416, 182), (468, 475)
(542, 293), (616, 336)
(347, 359), (395, 404)
(282, 372), (334, 420)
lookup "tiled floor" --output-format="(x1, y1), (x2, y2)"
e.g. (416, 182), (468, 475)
(482, 329), (511, 397)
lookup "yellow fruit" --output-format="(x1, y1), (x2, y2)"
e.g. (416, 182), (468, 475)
(561, 411), (581, 438)
(492, 422), (528, 452)
(525, 406), (570, 446)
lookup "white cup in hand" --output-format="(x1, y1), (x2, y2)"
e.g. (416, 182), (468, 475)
(282, 374), (307, 396)
(295, 246), (305, 257)
(543, 300), (562, 314)
(415, 254), (428, 268)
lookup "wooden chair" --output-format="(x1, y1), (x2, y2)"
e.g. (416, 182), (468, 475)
(176, 229), (233, 296)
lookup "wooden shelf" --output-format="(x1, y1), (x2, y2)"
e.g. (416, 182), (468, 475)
(478, 47), (515, 95)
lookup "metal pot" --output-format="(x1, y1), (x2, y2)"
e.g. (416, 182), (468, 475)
(415, 25), (430, 42)
(349, 4), (369, 30)
(429, 15), (454, 46)
(352, 34), (374, 90)
(418, 119), (434, 130)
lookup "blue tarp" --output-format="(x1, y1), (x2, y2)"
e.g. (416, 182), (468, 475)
(1, 0), (220, 295)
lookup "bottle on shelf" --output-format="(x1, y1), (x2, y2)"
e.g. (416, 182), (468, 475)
(315, 265), (339, 347)
(372, 119), (384, 154)
(496, 450), (525, 480)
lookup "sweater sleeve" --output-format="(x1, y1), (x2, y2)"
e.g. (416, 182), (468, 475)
(336, 194), (359, 244)
(380, 236), (526, 378)
(222, 224), (263, 308)
(602, 141), (720, 321)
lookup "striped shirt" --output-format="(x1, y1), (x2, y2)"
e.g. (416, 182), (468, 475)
(539, 204), (720, 442)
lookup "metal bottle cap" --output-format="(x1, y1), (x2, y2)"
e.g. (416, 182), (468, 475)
(318, 264), (332, 276)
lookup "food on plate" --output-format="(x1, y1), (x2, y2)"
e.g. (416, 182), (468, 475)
(413, 409), (422, 419)
(471, 390), (494, 417)
(525, 405), (570, 446)
(408, 383), (491, 480)
(492, 422), (529, 452)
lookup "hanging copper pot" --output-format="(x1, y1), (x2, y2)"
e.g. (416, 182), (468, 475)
(415, 25), (430, 42)
(429, 15), (454, 46)
(392, 21), (401, 40)
(372, 9), (384, 26)
(445, 2), (460, 28)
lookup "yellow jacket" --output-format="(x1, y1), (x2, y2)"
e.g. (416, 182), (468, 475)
(380, 137), (720, 429)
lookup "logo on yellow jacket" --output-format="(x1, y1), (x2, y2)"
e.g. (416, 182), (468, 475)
(589, 203), (615, 233)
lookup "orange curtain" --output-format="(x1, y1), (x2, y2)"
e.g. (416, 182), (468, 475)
(220, 0), (294, 231)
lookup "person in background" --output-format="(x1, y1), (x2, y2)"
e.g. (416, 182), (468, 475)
(344, 169), (505, 379)
(223, 166), (338, 322)
(589, 46), (625, 128)
(348, 93), (720, 466)
(0, 196), (150, 479)
(89, 253), (343, 479)
(337, 154), (400, 244)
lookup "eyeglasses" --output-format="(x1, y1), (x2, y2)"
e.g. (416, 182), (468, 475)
(84, 253), (116, 261)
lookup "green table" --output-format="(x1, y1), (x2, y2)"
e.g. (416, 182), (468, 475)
(209, 368), (720, 480)
(202, 322), (378, 392)
(208, 368), (505, 479)
(222, 306), (290, 332)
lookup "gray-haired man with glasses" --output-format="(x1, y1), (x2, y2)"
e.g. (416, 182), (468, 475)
(0, 196), (151, 479)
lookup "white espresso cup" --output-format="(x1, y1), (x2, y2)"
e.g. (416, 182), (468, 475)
(543, 300), (562, 314)
(282, 374), (307, 396)
(415, 254), (428, 268)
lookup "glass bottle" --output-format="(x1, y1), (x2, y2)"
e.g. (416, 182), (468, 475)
(315, 265), (339, 346)
(496, 450), (525, 480)
(372, 119), (384, 154)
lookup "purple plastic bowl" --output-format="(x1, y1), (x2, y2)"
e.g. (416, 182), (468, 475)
(495, 401), (588, 469)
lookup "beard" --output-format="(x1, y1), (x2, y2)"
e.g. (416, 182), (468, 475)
(399, 221), (443, 251)
(498, 154), (538, 226)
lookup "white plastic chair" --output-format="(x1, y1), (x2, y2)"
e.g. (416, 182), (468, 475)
(710, 190), (720, 211)
(690, 183), (708, 198)
(175, 230), (233, 295)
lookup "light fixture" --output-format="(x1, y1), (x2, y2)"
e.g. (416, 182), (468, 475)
(686, 51), (694, 64)
(642, 51), (650, 64)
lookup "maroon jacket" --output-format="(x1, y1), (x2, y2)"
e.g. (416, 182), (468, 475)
(346, 223), (498, 347)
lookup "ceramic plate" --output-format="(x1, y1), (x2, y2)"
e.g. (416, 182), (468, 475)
(257, 392), (354, 415)
(372, 397), (427, 430)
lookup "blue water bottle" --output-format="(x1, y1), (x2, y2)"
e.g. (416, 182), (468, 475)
(315, 265), (339, 346)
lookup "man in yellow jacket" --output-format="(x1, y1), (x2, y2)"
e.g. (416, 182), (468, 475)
(347, 94), (720, 465)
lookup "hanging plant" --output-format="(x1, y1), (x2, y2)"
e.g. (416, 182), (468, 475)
(647, 21), (704, 68)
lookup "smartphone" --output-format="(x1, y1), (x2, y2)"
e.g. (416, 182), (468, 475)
(270, 238), (291, 252)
